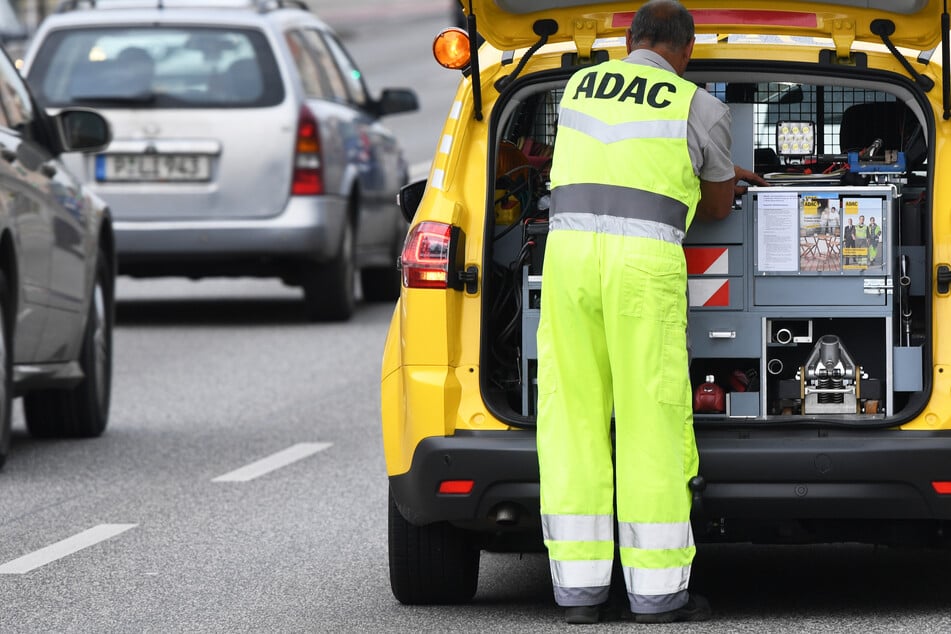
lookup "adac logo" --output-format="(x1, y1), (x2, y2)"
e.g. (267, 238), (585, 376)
(572, 71), (676, 108)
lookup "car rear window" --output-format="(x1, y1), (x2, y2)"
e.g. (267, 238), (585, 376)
(27, 25), (285, 108)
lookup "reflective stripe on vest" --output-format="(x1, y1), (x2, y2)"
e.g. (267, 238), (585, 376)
(550, 212), (685, 246)
(550, 59), (699, 232)
(558, 108), (688, 144)
(549, 183), (687, 232)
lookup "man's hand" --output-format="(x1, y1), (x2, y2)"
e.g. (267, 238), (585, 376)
(734, 165), (769, 196)
(697, 165), (769, 222)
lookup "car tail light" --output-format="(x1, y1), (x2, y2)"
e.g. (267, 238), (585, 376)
(438, 480), (474, 495)
(292, 105), (323, 195)
(401, 221), (453, 289)
(932, 482), (951, 494)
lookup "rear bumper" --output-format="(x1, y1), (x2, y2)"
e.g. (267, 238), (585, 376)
(388, 431), (540, 529)
(388, 429), (951, 531)
(114, 195), (347, 261)
(697, 431), (951, 521)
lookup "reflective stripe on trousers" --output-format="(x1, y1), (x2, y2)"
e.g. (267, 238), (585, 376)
(537, 226), (698, 613)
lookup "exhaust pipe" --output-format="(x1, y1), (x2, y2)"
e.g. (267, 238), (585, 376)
(494, 503), (520, 526)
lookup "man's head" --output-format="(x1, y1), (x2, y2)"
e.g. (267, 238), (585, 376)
(870, 216), (877, 223)
(627, 0), (695, 75)
(859, 215), (865, 223)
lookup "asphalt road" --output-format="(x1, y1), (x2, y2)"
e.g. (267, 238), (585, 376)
(1, 2), (951, 633)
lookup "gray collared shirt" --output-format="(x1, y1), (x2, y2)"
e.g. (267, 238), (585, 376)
(623, 49), (735, 184)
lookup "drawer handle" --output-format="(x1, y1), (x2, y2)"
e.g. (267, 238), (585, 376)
(708, 330), (736, 339)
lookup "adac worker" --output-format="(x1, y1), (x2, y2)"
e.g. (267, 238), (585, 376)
(535, 0), (765, 625)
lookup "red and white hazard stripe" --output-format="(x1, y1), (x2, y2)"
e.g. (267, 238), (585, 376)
(684, 246), (729, 275)
(688, 279), (731, 307)
(685, 247), (731, 307)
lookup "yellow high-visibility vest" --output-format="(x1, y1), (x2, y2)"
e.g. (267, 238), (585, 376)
(550, 59), (700, 232)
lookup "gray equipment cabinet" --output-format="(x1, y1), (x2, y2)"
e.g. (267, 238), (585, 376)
(685, 184), (910, 421)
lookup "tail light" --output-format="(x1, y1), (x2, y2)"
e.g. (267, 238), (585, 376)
(933, 482), (951, 494)
(438, 480), (474, 495)
(401, 221), (453, 289)
(400, 221), (477, 292)
(292, 105), (323, 195)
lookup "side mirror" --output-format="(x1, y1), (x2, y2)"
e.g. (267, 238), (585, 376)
(397, 179), (426, 223)
(53, 108), (112, 154)
(377, 88), (419, 117)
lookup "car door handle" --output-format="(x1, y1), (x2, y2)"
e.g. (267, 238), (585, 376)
(40, 163), (56, 178)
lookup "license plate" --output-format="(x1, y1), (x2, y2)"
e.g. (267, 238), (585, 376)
(96, 154), (211, 182)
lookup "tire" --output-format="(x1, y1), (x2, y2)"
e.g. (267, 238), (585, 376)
(361, 213), (406, 303)
(24, 249), (113, 438)
(360, 262), (400, 303)
(0, 272), (12, 469)
(302, 220), (355, 322)
(388, 488), (480, 604)
(361, 212), (404, 303)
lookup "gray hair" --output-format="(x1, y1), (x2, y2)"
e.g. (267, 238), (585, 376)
(630, 0), (694, 50)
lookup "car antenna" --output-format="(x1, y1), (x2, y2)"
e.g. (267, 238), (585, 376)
(465, 0), (483, 121)
(943, 0), (950, 119)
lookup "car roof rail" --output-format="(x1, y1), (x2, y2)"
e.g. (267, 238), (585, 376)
(54, 0), (311, 13)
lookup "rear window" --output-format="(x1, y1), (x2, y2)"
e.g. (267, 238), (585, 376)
(27, 25), (285, 109)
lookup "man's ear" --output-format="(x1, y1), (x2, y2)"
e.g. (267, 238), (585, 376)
(683, 37), (696, 65)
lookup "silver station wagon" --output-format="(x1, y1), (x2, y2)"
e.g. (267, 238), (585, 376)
(23, 0), (419, 321)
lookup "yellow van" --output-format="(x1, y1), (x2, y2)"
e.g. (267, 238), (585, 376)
(383, 0), (951, 604)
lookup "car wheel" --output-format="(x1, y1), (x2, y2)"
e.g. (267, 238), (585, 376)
(302, 219), (356, 322)
(0, 272), (12, 469)
(360, 226), (402, 303)
(388, 488), (480, 604)
(361, 211), (407, 303)
(24, 248), (113, 438)
(360, 265), (400, 302)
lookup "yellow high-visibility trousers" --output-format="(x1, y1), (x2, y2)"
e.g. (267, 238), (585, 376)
(536, 227), (698, 614)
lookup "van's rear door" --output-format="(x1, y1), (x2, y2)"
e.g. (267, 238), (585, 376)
(468, 0), (944, 52)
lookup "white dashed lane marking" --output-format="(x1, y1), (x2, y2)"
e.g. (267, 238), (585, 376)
(212, 442), (332, 483)
(0, 524), (138, 574)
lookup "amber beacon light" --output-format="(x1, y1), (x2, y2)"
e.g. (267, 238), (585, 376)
(434, 27), (471, 70)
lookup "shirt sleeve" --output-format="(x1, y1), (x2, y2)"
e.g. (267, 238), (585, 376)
(687, 89), (736, 183)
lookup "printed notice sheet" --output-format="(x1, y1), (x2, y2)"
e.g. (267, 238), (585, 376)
(756, 190), (800, 271)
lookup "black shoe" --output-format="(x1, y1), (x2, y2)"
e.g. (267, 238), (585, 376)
(633, 593), (712, 624)
(565, 605), (600, 624)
